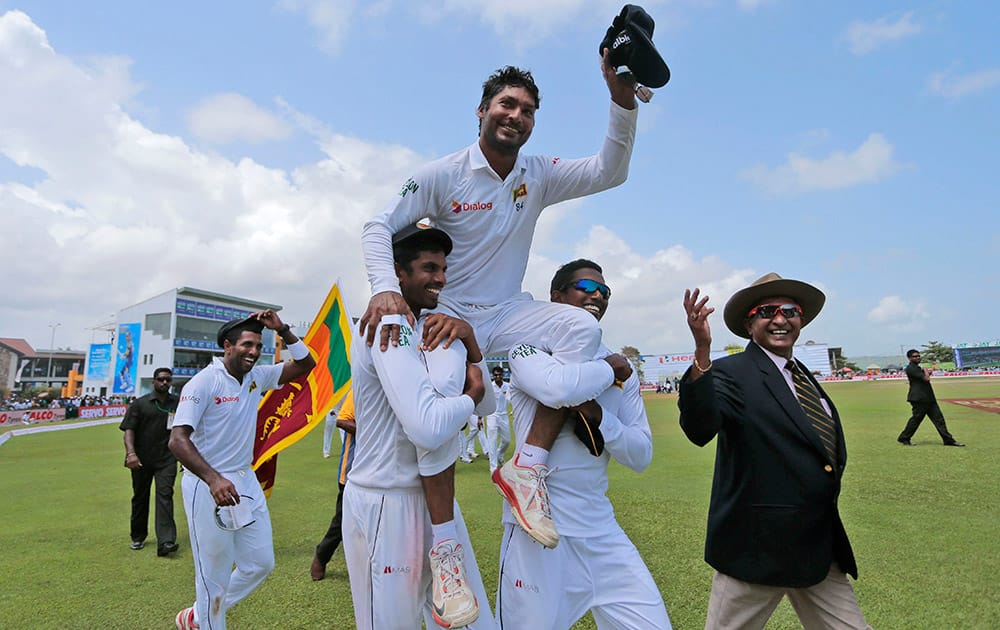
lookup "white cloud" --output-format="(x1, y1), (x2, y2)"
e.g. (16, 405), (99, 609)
(927, 67), (1000, 100)
(0, 10), (423, 350)
(843, 11), (922, 55)
(740, 133), (902, 196)
(867, 295), (929, 331)
(523, 223), (756, 353)
(187, 93), (292, 145)
(275, 0), (358, 55)
(279, 0), (635, 54)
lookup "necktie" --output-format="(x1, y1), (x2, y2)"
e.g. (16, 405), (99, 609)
(787, 360), (837, 463)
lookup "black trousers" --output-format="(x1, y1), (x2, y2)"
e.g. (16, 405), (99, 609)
(315, 482), (346, 564)
(130, 462), (178, 546)
(898, 400), (956, 444)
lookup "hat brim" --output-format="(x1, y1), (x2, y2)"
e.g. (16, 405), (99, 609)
(625, 25), (670, 88)
(723, 279), (825, 339)
(217, 315), (265, 348)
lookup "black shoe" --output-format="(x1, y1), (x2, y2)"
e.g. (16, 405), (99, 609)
(944, 442), (966, 447)
(897, 439), (913, 446)
(157, 542), (179, 556)
(130, 540), (145, 551)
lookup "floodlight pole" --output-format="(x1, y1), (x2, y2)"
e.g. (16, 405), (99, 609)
(47, 322), (62, 386)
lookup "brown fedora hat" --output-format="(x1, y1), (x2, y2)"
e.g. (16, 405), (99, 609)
(723, 273), (825, 339)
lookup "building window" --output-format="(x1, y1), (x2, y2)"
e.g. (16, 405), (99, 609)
(145, 312), (172, 338)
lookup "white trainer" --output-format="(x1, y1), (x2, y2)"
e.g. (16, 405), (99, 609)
(175, 607), (199, 630)
(429, 539), (479, 628)
(491, 457), (559, 548)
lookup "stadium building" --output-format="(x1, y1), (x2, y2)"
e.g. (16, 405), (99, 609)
(82, 287), (281, 398)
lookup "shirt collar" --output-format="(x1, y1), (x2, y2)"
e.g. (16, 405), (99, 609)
(468, 140), (526, 180)
(753, 341), (796, 372)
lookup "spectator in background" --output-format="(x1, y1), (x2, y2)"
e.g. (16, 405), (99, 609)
(120, 367), (180, 556)
(897, 349), (965, 447)
(310, 390), (357, 580)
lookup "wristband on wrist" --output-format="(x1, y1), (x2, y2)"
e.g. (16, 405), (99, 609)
(287, 340), (310, 361)
(277, 323), (291, 336)
(693, 357), (712, 373)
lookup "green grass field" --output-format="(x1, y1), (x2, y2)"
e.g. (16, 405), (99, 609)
(1, 378), (998, 629)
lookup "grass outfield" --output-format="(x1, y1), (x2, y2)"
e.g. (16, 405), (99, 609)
(1, 377), (998, 629)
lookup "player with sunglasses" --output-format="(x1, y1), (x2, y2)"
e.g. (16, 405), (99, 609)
(679, 273), (870, 629)
(496, 259), (671, 629)
(120, 366), (180, 556)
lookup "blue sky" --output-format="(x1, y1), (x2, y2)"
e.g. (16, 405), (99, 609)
(1, 1), (997, 360)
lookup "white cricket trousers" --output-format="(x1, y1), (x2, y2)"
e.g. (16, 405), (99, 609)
(342, 483), (497, 630)
(497, 523), (671, 629)
(181, 470), (274, 630)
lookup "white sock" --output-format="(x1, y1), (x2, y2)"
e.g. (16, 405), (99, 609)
(516, 445), (549, 467)
(431, 520), (458, 547)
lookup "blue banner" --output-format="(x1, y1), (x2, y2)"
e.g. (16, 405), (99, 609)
(86, 343), (112, 381)
(113, 323), (141, 395)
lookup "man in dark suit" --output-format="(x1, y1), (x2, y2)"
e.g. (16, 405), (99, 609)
(897, 349), (965, 446)
(679, 273), (870, 629)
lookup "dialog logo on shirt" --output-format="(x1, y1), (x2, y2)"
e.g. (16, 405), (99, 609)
(450, 200), (493, 213)
(215, 395), (240, 405)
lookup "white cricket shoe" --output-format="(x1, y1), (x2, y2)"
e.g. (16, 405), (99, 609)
(491, 457), (559, 548)
(429, 539), (479, 628)
(175, 607), (199, 630)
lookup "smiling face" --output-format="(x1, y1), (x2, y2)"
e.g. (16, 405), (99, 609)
(477, 86), (536, 156)
(551, 267), (609, 321)
(492, 368), (504, 385)
(745, 295), (802, 358)
(396, 250), (447, 316)
(224, 330), (263, 378)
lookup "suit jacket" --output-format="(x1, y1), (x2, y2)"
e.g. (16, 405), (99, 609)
(678, 342), (857, 588)
(905, 362), (935, 403)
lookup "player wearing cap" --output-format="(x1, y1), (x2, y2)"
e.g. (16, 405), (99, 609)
(496, 259), (671, 629)
(169, 310), (316, 630)
(344, 223), (496, 630)
(360, 56), (645, 548)
(484, 366), (512, 474)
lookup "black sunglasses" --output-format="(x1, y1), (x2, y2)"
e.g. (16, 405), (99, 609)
(564, 278), (611, 299)
(747, 303), (802, 320)
(154, 376), (173, 382)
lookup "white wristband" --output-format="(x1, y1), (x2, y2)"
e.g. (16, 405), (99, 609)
(287, 340), (310, 361)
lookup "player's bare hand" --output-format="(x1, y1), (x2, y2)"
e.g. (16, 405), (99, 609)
(684, 288), (714, 347)
(361, 292), (414, 351)
(124, 453), (142, 470)
(602, 48), (637, 110)
(208, 476), (240, 507)
(254, 309), (284, 331)
(462, 362), (486, 406)
(421, 314), (483, 362)
(603, 353), (633, 382)
(568, 399), (603, 426)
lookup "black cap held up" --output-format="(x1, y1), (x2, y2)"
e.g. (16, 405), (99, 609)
(599, 4), (671, 88)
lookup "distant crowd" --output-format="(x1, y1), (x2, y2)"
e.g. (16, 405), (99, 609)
(0, 393), (135, 414)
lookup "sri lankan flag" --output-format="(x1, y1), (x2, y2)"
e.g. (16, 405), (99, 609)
(253, 281), (353, 495)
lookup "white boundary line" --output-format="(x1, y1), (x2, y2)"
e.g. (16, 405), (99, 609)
(0, 418), (121, 448)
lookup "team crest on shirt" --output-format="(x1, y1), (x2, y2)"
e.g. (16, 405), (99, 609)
(512, 183), (527, 201)
(249, 381), (257, 393)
